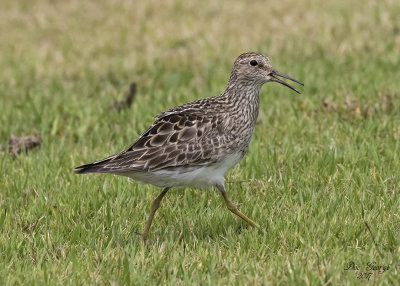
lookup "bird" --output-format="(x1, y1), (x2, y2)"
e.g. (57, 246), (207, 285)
(75, 52), (303, 242)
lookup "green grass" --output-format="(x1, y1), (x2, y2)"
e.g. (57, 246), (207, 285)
(1, 0), (400, 284)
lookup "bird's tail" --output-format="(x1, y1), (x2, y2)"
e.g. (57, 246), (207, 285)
(74, 154), (117, 174)
(74, 162), (105, 174)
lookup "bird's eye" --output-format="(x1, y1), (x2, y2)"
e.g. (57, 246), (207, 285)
(250, 60), (258, 66)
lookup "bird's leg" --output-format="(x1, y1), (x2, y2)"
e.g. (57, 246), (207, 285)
(142, 187), (170, 242)
(216, 184), (261, 229)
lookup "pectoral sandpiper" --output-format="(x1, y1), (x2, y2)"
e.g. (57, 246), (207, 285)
(75, 52), (303, 242)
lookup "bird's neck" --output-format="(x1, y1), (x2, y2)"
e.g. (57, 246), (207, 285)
(223, 78), (261, 126)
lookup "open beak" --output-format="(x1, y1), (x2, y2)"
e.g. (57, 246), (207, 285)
(270, 69), (304, 94)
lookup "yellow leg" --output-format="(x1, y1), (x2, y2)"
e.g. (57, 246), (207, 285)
(216, 184), (261, 229)
(142, 187), (169, 242)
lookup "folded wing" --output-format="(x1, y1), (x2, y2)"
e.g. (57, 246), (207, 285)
(75, 112), (226, 174)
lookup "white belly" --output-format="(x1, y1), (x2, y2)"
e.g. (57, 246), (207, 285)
(127, 152), (244, 188)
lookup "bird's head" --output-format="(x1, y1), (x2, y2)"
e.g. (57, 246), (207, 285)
(230, 52), (304, 93)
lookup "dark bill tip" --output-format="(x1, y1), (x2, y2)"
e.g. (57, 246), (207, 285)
(270, 75), (301, 94)
(270, 69), (304, 94)
(272, 69), (304, 86)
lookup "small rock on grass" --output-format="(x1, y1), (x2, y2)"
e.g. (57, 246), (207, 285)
(109, 82), (137, 112)
(8, 132), (41, 157)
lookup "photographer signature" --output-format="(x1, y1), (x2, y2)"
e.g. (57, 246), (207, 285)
(344, 261), (390, 280)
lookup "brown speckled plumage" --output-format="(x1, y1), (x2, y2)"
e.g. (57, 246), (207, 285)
(75, 52), (303, 241)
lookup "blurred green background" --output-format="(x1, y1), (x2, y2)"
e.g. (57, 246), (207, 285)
(1, 0), (399, 284)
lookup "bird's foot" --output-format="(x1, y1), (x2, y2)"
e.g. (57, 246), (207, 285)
(134, 231), (148, 244)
